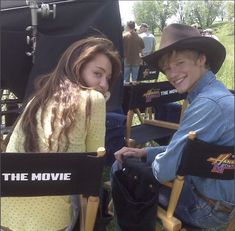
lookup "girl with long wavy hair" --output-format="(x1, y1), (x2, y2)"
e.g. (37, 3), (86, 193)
(1, 36), (122, 231)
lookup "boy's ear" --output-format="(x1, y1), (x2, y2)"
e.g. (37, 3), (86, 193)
(198, 53), (207, 66)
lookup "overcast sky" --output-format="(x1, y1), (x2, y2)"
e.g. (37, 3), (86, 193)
(118, 1), (179, 26)
(118, 1), (136, 24)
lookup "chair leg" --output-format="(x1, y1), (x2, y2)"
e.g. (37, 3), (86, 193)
(85, 196), (100, 231)
(166, 176), (184, 218)
(80, 195), (87, 231)
(157, 206), (182, 231)
(157, 176), (184, 231)
(226, 214), (235, 231)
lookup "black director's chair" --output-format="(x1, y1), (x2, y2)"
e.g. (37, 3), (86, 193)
(1, 148), (106, 231)
(125, 81), (187, 147)
(137, 61), (159, 82)
(157, 131), (235, 231)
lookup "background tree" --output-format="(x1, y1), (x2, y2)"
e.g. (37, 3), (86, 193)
(133, 1), (158, 34)
(131, 0), (231, 32)
(224, 1), (234, 22)
(133, 0), (178, 33)
(183, 1), (224, 28)
(177, 0), (185, 24)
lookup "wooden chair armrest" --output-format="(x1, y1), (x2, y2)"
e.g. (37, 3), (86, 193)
(144, 119), (179, 130)
(162, 181), (174, 188)
(125, 138), (136, 147)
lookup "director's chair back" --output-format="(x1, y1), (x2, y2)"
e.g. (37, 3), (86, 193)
(137, 62), (159, 82)
(126, 81), (187, 147)
(1, 147), (106, 231)
(157, 131), (235, 231)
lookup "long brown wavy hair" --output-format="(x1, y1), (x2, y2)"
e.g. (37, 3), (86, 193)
(21, 36), (122, 152)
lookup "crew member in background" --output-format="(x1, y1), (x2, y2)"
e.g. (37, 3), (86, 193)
(123, 21), (144, 83)
(139, 23), (156, 56)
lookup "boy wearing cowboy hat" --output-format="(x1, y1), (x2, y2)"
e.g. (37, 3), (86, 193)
(113, 23), (234, 228)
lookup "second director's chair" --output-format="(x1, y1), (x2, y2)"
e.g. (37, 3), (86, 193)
(157, 131), (235, 231)
(1, 148), (106, 231)
(137, 61), (159, 82)
(125, 81), (187, 147)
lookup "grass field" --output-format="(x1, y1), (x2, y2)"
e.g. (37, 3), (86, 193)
(214, 22), (234, 89)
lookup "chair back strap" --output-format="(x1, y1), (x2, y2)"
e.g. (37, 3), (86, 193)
(129, 81), (187, 110)
(1, 152), (105, 197)
(137, 63), (159, 82)
(178, 139), (234, 180)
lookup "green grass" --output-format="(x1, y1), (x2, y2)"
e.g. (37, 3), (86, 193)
(215, 22), (234, 89)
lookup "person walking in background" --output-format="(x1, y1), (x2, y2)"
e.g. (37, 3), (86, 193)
(123, 21), (144, 83)
(139, 23), (156, 56)
(1, 36), (122, 231)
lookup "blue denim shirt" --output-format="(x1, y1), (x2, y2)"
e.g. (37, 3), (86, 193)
(146, 71), (235, 204)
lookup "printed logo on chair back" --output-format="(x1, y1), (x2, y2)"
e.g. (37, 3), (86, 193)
(137, 64), (159, 81)
(207, 153), (235, 174)
(143, 89), (161, 103)
(1, 152), (105, 197)
(178, 138), (234, 180)
(129, 81), (187, 109)
(143, 88), (178, 103)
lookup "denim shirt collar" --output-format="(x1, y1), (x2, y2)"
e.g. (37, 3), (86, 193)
(187, 71), (215, 103)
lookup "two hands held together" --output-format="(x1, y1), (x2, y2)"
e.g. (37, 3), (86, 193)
(114, 147), (147, 162)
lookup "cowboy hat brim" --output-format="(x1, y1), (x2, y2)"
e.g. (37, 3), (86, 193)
(143, 36), (226, 74)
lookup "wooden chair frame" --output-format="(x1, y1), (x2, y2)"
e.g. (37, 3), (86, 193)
(157, 131), (235, 231)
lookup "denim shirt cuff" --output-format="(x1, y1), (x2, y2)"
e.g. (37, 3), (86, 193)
(145, 146), (167, 164)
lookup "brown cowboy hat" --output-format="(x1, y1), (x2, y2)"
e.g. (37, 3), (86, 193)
(143, 23), (226, 74)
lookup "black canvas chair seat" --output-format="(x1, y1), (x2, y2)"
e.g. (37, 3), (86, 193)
(130, 124), (175, 145)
